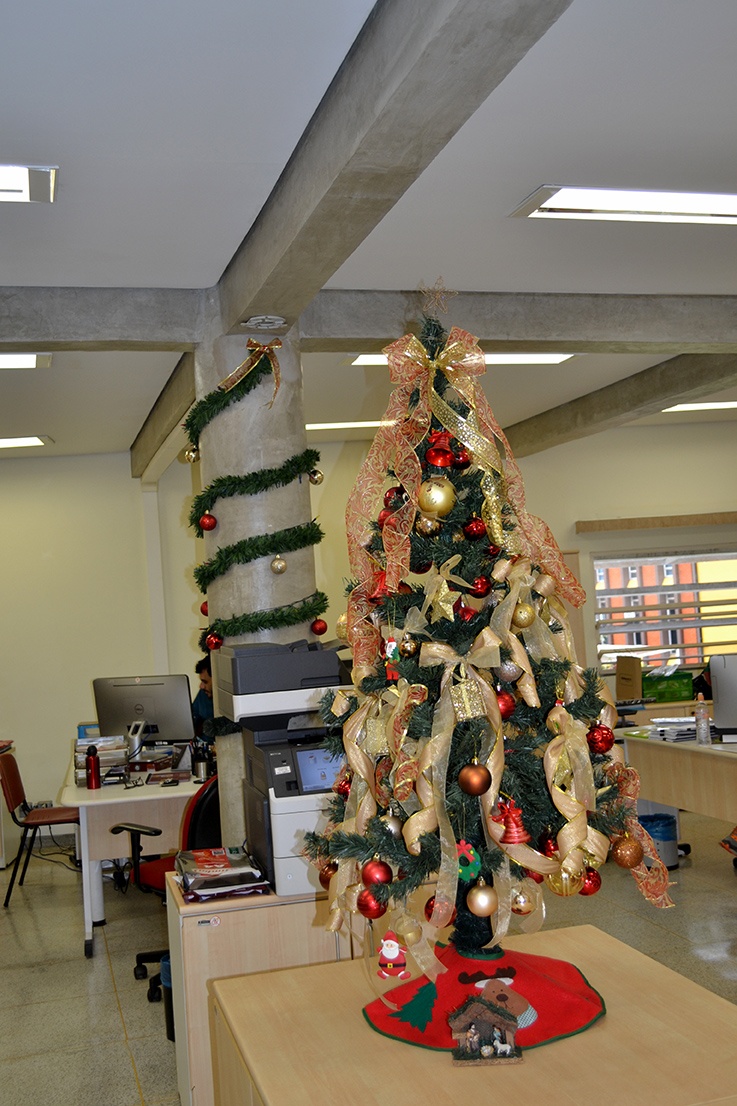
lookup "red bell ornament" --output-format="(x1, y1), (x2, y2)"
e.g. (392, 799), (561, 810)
(586, 723), (616, 755)
(463, 515), (487, 540)
(205, 631), (223, 651)
(361, 858), (393, 887)
(199, 512), (217, 531)
(356, 888), (387, 919)
(424, 430), (455, 468)
(493, 797), (531, 844)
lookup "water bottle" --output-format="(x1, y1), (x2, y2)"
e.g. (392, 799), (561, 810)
(85, 744), (102, 789)
(694, 693), (711, 746)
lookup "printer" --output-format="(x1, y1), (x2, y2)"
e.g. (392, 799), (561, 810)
(212, 640), (349, 896)
(241, 711), (343, 896)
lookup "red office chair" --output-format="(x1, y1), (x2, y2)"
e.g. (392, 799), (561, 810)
(110, 774), (220, 1001)
(0, 752), (80, 909)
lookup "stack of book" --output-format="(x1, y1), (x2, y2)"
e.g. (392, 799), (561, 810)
(175, 847), (270, 902)
(73, 731), (128, 785)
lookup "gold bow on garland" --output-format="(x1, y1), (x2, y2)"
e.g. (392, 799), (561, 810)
(218, 337), (282, 404)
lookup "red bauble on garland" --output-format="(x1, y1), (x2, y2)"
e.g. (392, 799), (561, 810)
(310, 618), (328, 636)
(579, 867), (602, 896)
(361, 858), (393, 887)
(462, 514), (487, 540)
(458, 760), (492, 796)
(469, 575), (491, 598)
(205, 631), (223, 651)
(356, 888), (387, 919)
(333, 771), (352, 800)
(199, 512), (217, 531)
(496, 690), (517, 720)
(318, 861), (338, 890)
(453, 447), (471, 470)
(586, 723), (616, 755)
(425, 430), (455, 468)
(200, 600), (208, 617)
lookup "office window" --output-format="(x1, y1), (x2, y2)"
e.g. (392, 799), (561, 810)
(593, 551), (737, 672)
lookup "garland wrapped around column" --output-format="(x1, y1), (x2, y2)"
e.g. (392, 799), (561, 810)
(185, 339), (328, 652)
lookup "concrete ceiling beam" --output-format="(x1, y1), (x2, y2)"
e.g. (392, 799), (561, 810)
(217, 0), (574, 333)
(504, 352), (737, 457)
(130, 353), (195, 479)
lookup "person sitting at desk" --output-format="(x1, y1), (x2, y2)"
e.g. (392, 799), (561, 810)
(192, 655), (214, 739)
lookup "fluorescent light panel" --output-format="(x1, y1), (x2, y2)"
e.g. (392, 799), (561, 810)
(663, 401), (737, 412)
(0, 354), (52, 369)
(513, 185), (737, 224)
(0, 436), (47, 449)
(352, 353), (573, 366)
(0, 165), (57, 203)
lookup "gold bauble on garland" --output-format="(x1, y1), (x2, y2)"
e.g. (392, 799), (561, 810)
(415, 514), (441, 536)
(545, 868), (585, 897)
(270, 555), (287, 575)
(417, 477), (456, 517)
(511, 601), (536, 628)
(466, 876), (499, 917)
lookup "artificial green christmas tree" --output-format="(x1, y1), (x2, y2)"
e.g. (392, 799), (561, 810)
(306, 317), (672, 1058)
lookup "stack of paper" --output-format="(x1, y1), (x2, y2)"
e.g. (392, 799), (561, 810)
(175, 847), (270, 901)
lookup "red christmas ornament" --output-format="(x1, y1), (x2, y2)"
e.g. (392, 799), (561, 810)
(377, 507), (394, 529)
(333, 770), (352, 800)
(200, 600), (208, 617)
(310, 618), (328, 636)
(525, 868), (545, 884)
(453, 447), (471, 470)
(488, 544), (501, 557)
(205, 631), (223, 651)
(424, 895), (457, 924)
(539, 832), (558, 858)
(368, 570), (391, 603)
(579, 867), (602, 896)
(413, 561), (432, 574)
(425, 430), (455, 468)
(356, 888), (387, 919)
(199, 512), (217, 531)
(453, 597), (477, 623)
(318, 861), (338, 890)
(462, 515), (487, 540)
(586, 723), (616, 755)
(458, 761), (492, 796)
(361, 858), (393, 887)
(469, 575), (491, 598)
(496, 690), (516, 720)
(493, 797), (531, 844)
(383, 485), (404, 507)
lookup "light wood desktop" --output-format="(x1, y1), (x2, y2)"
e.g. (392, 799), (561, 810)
(209, 924), (737, 1106)
(624, 736), (737, 822)
(60, 766), (200, 956)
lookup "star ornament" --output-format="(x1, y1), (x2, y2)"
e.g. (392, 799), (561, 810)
(418, 278), (457, 316)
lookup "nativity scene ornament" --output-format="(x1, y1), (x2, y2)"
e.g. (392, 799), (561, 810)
(305, 314), (673, 1063)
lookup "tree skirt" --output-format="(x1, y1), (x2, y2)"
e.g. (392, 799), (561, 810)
(363, 942), (605, 1051)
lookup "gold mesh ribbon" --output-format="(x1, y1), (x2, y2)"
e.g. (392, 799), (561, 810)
(217, 338), (282, 404)
(608, 762), (675, 908)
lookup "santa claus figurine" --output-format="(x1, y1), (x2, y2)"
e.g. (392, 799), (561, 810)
(377, 931), (411, 979)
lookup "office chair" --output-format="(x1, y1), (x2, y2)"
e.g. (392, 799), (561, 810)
(0, 752), (80, 909)
(110, 774), (220, 1001)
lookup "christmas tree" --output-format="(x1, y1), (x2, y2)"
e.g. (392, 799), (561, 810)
(305, 316), (672, 1054)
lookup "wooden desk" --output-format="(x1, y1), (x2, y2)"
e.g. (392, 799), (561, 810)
(624, 737), (737, 821)
(166, 872), (350, 1106)
(209, 925), (737, 1106)
(60, 768), (200, 956)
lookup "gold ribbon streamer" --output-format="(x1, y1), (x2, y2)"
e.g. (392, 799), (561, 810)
(217, 338), (282, 405)
(608, 762), (675, 908)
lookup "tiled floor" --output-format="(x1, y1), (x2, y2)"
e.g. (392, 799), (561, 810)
(1, 812), (736, 1106)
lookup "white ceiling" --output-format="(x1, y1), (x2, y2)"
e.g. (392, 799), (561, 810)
(3, 0), (737, 461)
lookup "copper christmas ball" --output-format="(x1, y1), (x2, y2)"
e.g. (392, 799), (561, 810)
(356, 889), (387, 919)
(496, 690), (517, 720)
(545, 868), (585, 897)
(415, 514), (441, 537)
(205, 631), (223, 651)
(511, 601), (535, 629)
(458, 761), (492, 796)
(200, 600), (208, 617)
(318, 861), (338, 890)
(199, 512), (217, 531)
(469, 575), (492, 598)
(510, 888), (536, 916)
(586, 723), (616, 755)
(418, 477), (456, 517)
(361, 858), (393, 887)
(463, 515), (487, 540)
(579, 867), (602, 896)
(611, 836), (644, 869)
(466, 878), (499, 917)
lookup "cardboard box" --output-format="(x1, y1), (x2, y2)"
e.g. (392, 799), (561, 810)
(615, 656), (642, 701)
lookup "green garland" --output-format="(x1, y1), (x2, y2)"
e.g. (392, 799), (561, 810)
(199, 590), (329, 651)
(194, 520), (324, 593)
(183, 353), (274, 449)
(189, 448), (321, 536)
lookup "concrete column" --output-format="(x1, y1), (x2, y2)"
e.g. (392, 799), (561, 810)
(194, 327), (317, 845)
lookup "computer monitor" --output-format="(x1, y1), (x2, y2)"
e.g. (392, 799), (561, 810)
(92, 674), (195, 749)
(709, 655), (737, 738)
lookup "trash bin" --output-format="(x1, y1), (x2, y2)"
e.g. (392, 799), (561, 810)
(639, 813), (679, 870)
(160, 952), (175, 1042)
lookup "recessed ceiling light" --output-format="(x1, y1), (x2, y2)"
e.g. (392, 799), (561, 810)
(240, 315), (286, 330)
(0, 436), (50, 449)
(0, 165), (57, 203)
(512, 185), (737, 224)
(351, 353), (573, 366)
(305, 420), (395, 431)
(0, 353), (52, 369)
(663, 401), (737, 412)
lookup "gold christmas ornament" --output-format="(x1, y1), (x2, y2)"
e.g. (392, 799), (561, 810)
(395, 917), (423, 947)
(308, 468), (324, 486)
(335, 612), (349, 641)
(399, 635), (419, 658)
(417, 477), (456, 517)
(511, 601), (536, 629)
(466, 877), (499, 918)
(184, 445), (200, 463)
(415, 514), (441, 537)
(545, 868), (585, 897)
(270, 555), (287, 575)
(380, 812), (403, 837)
(510, 887), (536, 916)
